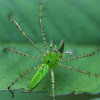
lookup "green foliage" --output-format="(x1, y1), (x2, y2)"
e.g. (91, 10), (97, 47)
(0, 0), (100, 100)
(0, 0), (100, 43)
(0, 42), (100, 96)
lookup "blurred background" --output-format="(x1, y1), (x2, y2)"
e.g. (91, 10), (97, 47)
(0, 0), (100, 100)
(0, 0), (100, 43)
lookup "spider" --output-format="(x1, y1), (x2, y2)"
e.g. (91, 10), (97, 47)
(5, 0), (100, 100)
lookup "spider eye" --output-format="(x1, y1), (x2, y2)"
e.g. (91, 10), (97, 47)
(47, 60), (50, 63)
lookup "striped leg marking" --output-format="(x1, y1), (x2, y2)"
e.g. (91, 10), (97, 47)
(51, 70), (56, 100)
(58, 63), (100, 77)
(49, 40), (53, 51)
(61, 49), (100, 62)
(40, 0), (48, 53)
(8, 65), (40, 97)
(9, 16), (45, 56)
(5, 48), (43, 61)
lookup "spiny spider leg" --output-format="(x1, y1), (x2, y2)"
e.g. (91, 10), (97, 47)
(8, 65), (40, 98)
(60, 49), (100, 62)
(9, 16), (45, 56)
(49, 40), (53, 51)
(5, 48), (43, 61)
(58, 63), (100, 77)
(51, 70), (56, 100)
(40, 0), (49, 53)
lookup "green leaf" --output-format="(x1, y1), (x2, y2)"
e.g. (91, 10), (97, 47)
(0, 42), (100, 95)
(0, 0), (100, 100)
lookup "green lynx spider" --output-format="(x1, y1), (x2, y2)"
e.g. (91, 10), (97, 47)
(5, 0), (100, 100)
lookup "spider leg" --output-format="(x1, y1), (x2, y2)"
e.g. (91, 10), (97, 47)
(60, 49), (100, 62)
(51, 70), (56, 100)
(40, 0), (49, 53)
(58, 63), (100, 77)
(9, 16), (45, 56)
(49, 40), (53, 51)
(4, 48), (43, 61)
(8, 65), (40, 97)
